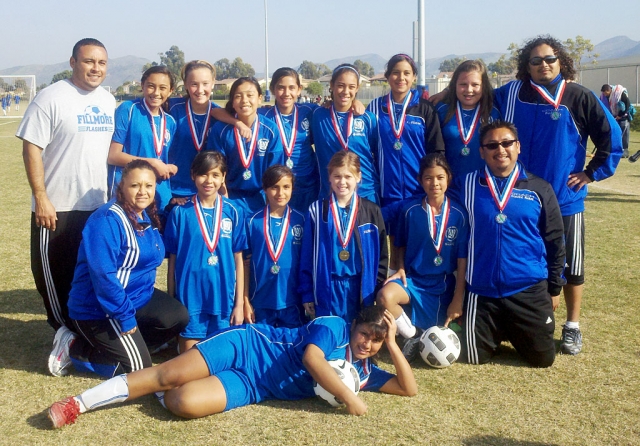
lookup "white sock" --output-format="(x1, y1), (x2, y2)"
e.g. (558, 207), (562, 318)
(395, 311), (416, 339)
(565, 321), (580, 330)
(76, 374), (129, 412)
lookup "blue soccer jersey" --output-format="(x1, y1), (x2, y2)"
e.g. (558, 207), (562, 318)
(194, 316), (394, 406)
(394, 196), (468, 294)
(109, 99), (177, 213)
(436, 102), (502, 178)
(168, 98), (220, 197)
(311, 107), (380, 203)
(164, 196), (247, 318)
(246, 206), (305, 311)
(367, 90), (444, 204)
(258, 103), (320, 212)
(206, 115), (285, 215)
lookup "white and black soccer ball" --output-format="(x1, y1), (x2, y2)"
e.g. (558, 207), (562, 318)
(419, 326), (461, 368)
(313, 359), (360, 407)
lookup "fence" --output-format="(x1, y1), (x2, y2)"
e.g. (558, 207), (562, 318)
(580, 63), (640, 104)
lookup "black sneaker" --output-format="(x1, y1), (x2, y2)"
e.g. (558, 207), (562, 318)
(629, 151), (640, 163)
(560, 325), (583, 355)
(401, 328), (423, 363)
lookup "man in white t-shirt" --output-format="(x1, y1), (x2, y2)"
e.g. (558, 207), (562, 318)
(16, 38), (116, 376)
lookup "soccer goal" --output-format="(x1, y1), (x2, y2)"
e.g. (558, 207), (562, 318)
(0, 75), (36, 118)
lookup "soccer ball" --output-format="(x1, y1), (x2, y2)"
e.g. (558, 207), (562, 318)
(313, 359), (360, 407)
(419, 326), (461, 368)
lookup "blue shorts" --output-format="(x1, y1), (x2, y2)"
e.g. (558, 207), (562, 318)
(181, 313), (230, 339)
(195, 327), (259, 410)
(228, 192), (266, 220)
(254, 306), (305, 328)
(391, 274), (455, 329)
(289, 182), (319, 214)
(381, 197), (411, 237)
(315, 275), (362, 324)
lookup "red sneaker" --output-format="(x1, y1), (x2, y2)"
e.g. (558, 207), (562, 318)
(48, 397), (80, 428)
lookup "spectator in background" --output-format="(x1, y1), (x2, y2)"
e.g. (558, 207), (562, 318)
(601, 84), (631, 158)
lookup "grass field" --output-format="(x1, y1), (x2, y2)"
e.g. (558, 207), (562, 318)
(0, 119), (639, 445)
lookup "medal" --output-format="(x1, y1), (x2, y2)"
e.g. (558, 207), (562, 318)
(142, 98), (167, 158)
(456, 101), (480, 157)
(274, 104), (298, 167)
(186, 99), (211, 152)
(530, 78), (566, 121)
(484, 163), (520, 226)
(387, 92), (411, 151)
(329, 193), (359, 262)
(330, 105), (353, 150)
(425, 196), (450, 268)
(264, 204), (291, 275)
(495, 213), (507, 224)
(194, 194), (223, 267)
(234, 117), (259, 181)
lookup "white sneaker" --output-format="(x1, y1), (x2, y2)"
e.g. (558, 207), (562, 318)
(48, 326), (76, 377)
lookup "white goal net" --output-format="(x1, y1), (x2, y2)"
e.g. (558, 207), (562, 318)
(0, 75), (36, 118)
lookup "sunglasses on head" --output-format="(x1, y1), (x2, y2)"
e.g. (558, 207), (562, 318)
(529, 56), (558, 66)
(482, 140), (518, 150)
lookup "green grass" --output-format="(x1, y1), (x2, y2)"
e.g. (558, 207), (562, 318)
(1, 121), (639, 445)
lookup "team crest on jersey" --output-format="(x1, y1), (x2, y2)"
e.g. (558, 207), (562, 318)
(446, 227), (458, 241)
(291, 224), (303, 242)
(353, 118), (365, 136)
(165, 131), (171, 143)
(258, 138), (269, 155)
(221, 218), (233, 237)
(301, 118), (310, 132)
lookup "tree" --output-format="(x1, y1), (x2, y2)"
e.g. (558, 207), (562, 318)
(228, 57), (255, 79)
(142, 45), (185, 81)
(298, 60), (331, 80)
(305, 81), (324, 96)
(14, 79), (27, 91)
(37, 83), (48, 92)
(214, 58), (231, 80)
(564, 35), (598, 71)
(353, 60), (374, 77)
(439, 57), (467, 72)
(50, 70), (73, 84)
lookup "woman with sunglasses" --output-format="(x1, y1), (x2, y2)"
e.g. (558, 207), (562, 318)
(447, 120), (565, 368)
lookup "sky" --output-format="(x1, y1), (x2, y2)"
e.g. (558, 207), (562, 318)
(4, 0), (640, 72)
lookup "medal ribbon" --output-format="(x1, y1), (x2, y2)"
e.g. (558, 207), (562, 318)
(329, 193), (359, 249)
(274, 104), (298, 159)
(456, 102), (481, 146)
(186, 100), (212, 152)
(484, 164), (520, 213)
(234, 117), (260, 170)
(387, 91), (412, 140)
(530, 79), (566, 110)
(263, 204), (291, 264)
(330, 105), (353, 150)
(346, 346), (369, 388)
(193, 194), (222, 254)
(425, 196), (450, 255)
(142, 99), (167, 157)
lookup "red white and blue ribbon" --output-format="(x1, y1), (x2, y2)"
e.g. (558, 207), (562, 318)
(193, 193), (222, 254)
(142, 99), (166, 157)
(484, 164), (520, 213)
(456, 102), (481, 147)
(329, 192), (359, 250)
(346, 346), (369, 389)
(263, 204), (291, 265)
(530, 79), (566, 110)
(425, 196), (450, 255)
(274, 104), (298, 160)
(186, 99), (211, 152)
(330, 105), (353, 150)
(387, 91), (412, 140)
(234, 117), (260, 170)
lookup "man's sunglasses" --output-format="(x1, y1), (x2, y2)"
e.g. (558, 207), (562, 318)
(529, 56), (558, 66)
(482, 140), (518, 150)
